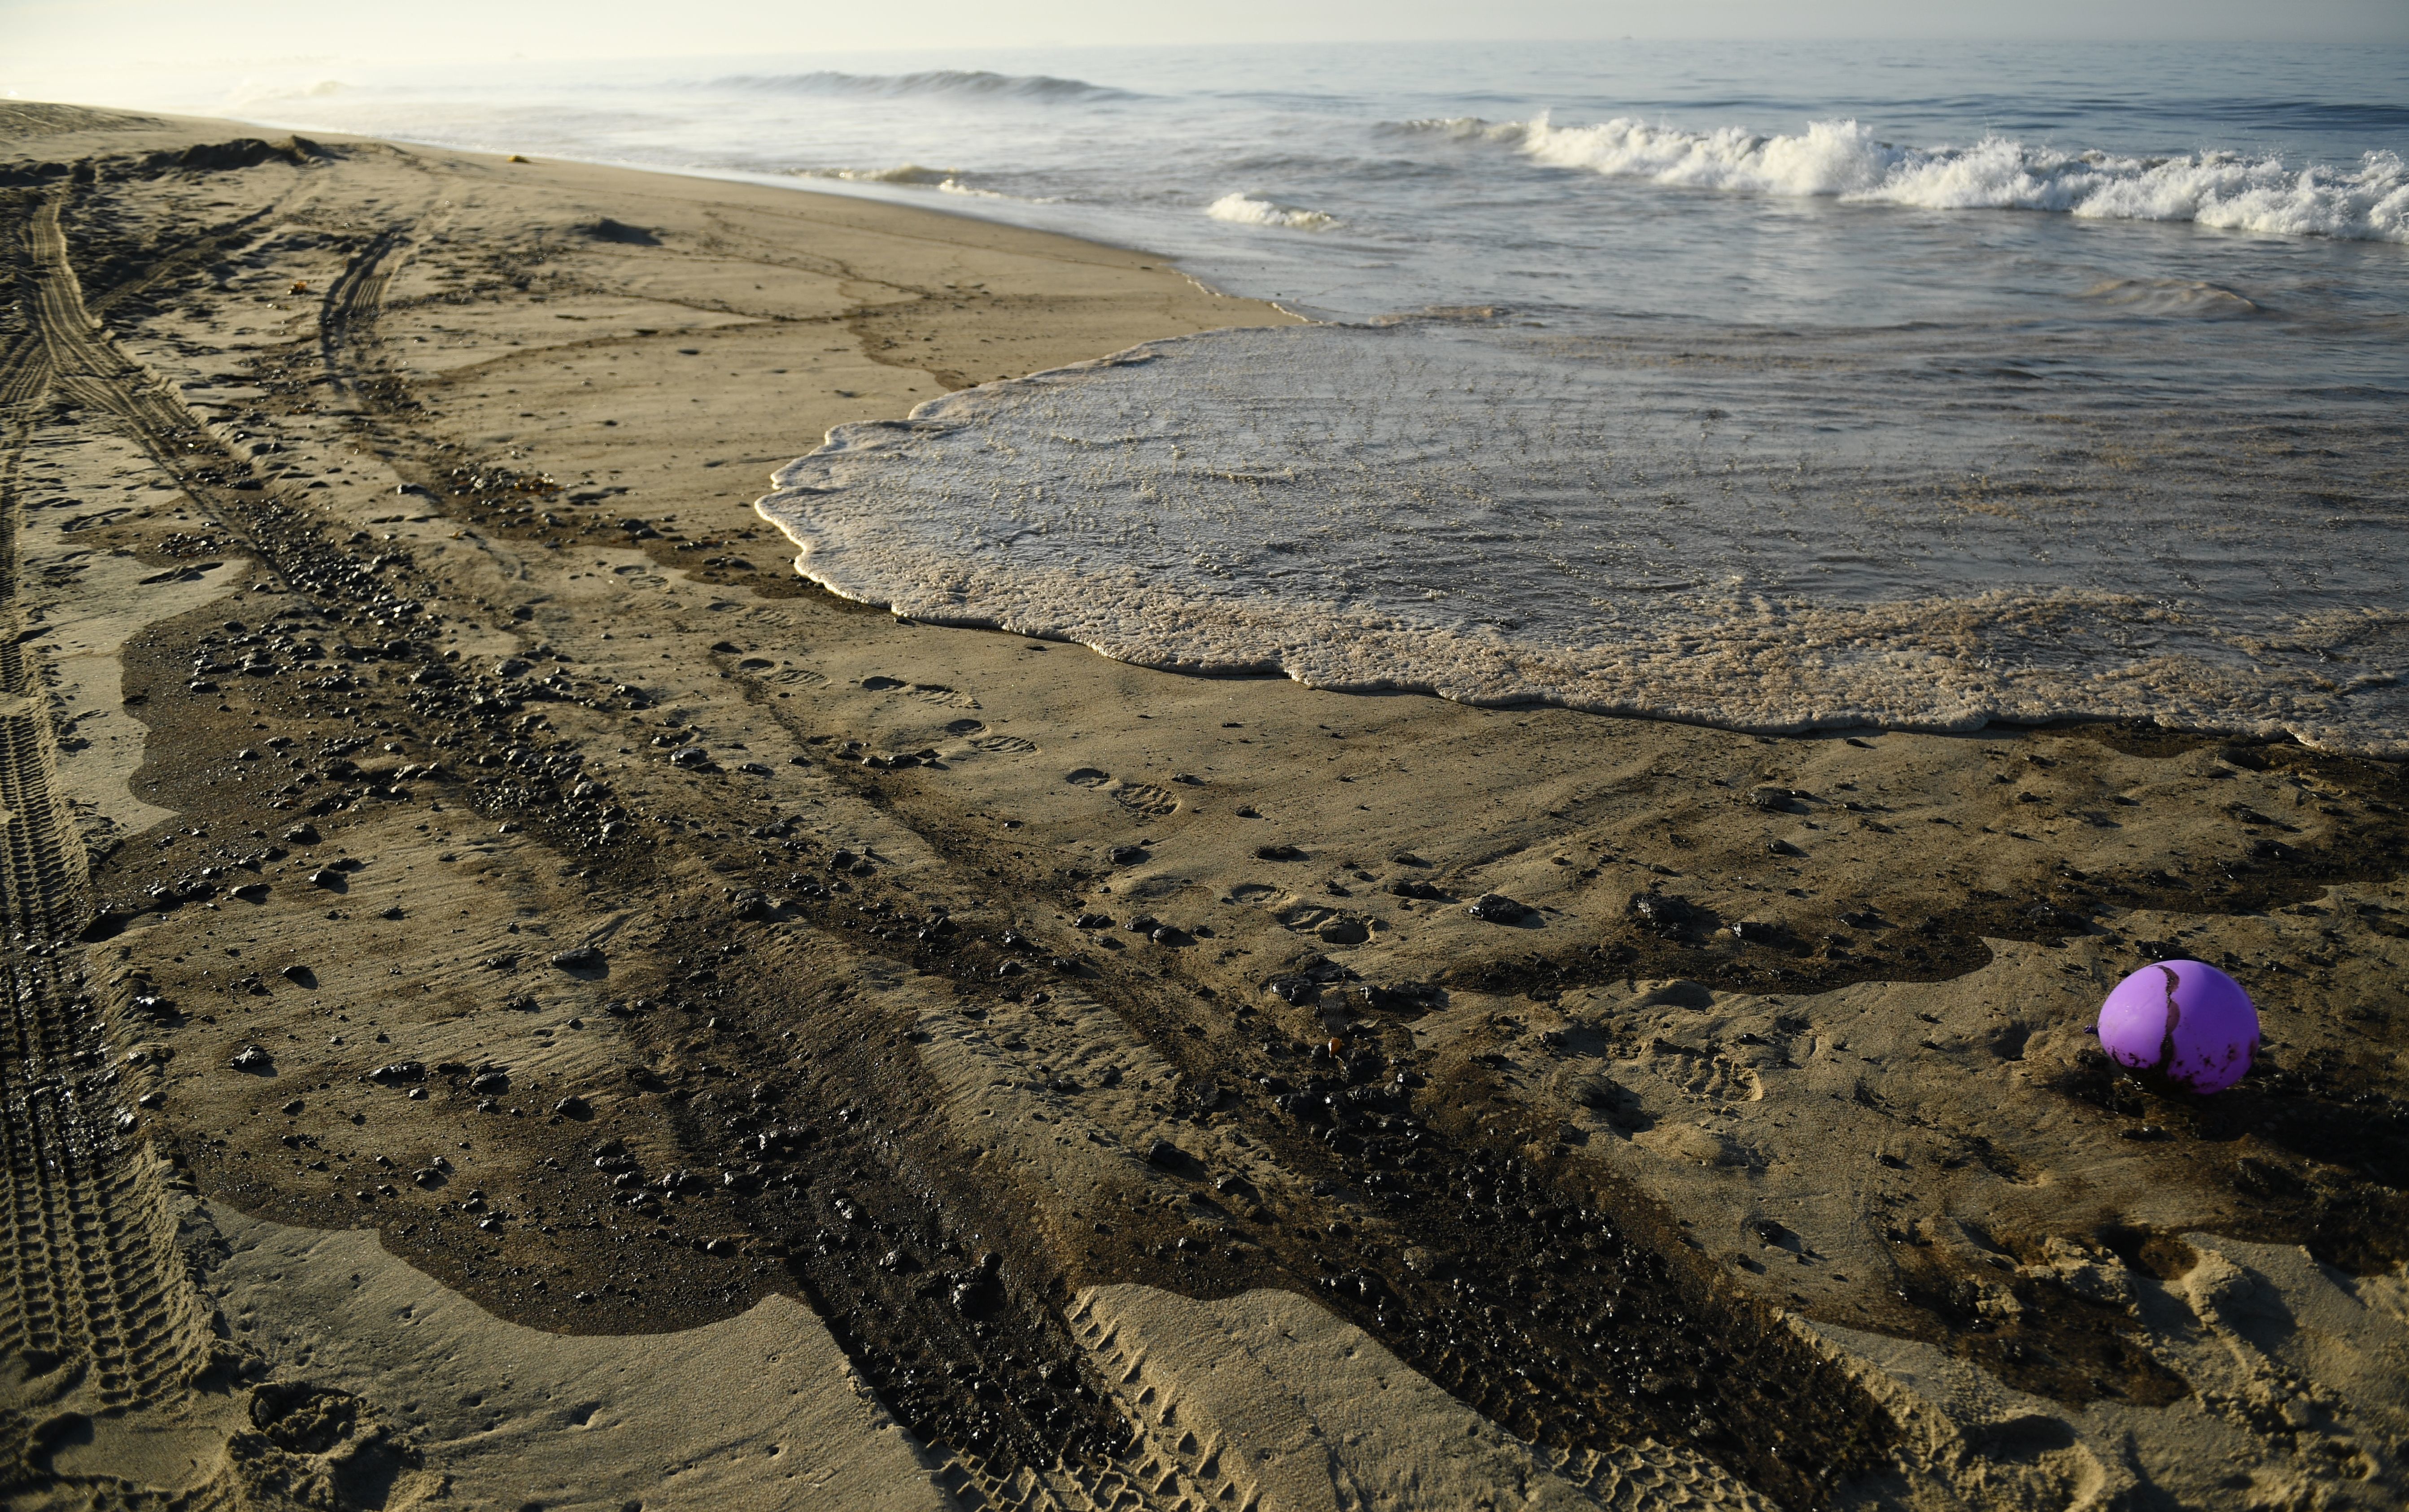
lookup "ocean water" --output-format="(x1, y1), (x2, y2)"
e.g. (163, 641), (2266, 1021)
(72, 42), (2409, 751)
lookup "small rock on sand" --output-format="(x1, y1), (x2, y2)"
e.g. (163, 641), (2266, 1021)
(1466, 894), (1530, 924)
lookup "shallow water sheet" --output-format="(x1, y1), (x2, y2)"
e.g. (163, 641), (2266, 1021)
(758, 319), (2409, 756)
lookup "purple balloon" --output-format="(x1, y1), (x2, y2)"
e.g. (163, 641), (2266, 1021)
(2095, 959), (2259, 1094)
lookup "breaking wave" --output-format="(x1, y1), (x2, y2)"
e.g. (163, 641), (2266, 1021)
(810, 163), (957, 184)
(1405, 115), (2409, 243)
(710, 70), (1134, 104)
(786, 164), (1022, 200)
(1205, 192), (1341, 230)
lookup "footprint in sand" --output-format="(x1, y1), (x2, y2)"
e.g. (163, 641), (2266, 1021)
(970, 734), (1036, 755)
(859, 675), (978, 708)
(1063, 768), (1178, 815)
(1647, 1041), (1767, 1104)
(1634, 1123), (1756, 1168)
(1112, 783), (1178, 818)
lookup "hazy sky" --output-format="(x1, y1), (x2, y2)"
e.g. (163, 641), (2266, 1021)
(6, 0), (2407, 69)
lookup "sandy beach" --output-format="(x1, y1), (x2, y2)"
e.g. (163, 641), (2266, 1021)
(1, 101), (2404, 1510)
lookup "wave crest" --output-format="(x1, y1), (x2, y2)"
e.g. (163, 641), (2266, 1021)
(1403, 114), (2409, 244)
(788, 164), (1021, 200)
(818, 163), (956, 184)
(710, 70), (1131, 104)
(1206, 192), (1340, 231)
(2080, 277), (2263, 318)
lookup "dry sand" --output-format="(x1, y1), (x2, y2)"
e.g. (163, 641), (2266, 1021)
(0, 101), (2403, 1511)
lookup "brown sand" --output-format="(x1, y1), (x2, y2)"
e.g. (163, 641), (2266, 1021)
(1, 101), (2404, 1511)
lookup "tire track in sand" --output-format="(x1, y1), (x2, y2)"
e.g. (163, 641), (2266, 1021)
(12, 173), (1097, 1512)
(0, 190), (220, 1497)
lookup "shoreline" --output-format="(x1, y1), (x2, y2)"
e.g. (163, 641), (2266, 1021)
(764, 369), (2409, 762)
(756, 318), (2409, 765)
(4, 103), (2404, 1512)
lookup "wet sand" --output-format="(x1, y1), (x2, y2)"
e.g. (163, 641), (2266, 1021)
(2, 101), (2404, 1511)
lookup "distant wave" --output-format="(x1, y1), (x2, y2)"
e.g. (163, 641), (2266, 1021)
(814, 163), (956, 183)
(710, 70), (1133, 104)
(799, 163), (967, 187)
(1405, 115), (2409, 244)
(789, 164), (1021, 200)
(2078, 277), (2263, 318)
(1206, 192), (1340, 230)
(217, 78), (348, 109)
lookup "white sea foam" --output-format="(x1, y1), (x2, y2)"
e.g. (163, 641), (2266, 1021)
(759, 322), (2409, 756)
(1205, 193), (1341, 231)
(1408, 115), (2409, 244)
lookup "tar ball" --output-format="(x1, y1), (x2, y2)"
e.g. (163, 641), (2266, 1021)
(2096, 959), (2259, 1094)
